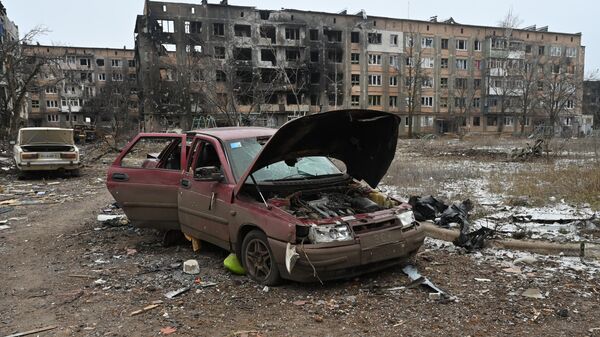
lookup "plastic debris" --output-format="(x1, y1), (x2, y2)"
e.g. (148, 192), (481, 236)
(160, 327), (177, 335)
(403, 264), (454, 301)
(224, 253), (246, 275)
(183, 259), (200, 275)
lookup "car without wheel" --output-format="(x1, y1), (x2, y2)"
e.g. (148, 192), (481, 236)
(106, 109), (425, 284)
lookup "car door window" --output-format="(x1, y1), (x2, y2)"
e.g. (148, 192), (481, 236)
(121, 137), (181, 169)
(191, 140), (227, 182)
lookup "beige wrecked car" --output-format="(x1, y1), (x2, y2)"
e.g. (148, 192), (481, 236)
(13, 127), (81, 177)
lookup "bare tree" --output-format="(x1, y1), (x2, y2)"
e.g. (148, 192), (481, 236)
(488, 9), (524, 132)
(537, 56), (583, 137)
(0, 26), (51, 140)
(515, 57), (541, 135)
(403, 28), (424, 138)
(452, 77), (477, 135)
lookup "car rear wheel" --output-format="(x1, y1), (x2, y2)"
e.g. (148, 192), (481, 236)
(241, 230), (281, 285)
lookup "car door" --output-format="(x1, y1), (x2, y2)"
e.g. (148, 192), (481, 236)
(178, 136), (234, 250)
(106, 133), (186, 231)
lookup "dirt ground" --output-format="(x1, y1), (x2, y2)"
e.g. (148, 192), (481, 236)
(1, 141), (600, 337)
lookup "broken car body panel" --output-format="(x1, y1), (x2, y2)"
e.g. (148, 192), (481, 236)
(106, 110), (424, 283)
(13, 127), (81, 172)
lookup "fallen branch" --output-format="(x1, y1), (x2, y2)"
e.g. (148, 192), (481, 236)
(5, 325), (58, 337)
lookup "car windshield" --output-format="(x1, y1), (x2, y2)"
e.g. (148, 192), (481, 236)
(226, 137), (342, 182)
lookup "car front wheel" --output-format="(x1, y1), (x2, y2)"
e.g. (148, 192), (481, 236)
(241, 230), (281, 285)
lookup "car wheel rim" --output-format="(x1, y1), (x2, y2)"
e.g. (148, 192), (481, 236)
(245, 239), (272, 281)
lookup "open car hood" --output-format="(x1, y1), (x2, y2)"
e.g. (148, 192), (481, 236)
(18, 128), (74, 145)
(235, 109), (400, 195)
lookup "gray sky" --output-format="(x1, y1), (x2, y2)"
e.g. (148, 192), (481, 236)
(4, 0), (598, 74)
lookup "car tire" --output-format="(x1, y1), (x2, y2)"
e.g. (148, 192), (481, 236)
(241, 230), (281, 286)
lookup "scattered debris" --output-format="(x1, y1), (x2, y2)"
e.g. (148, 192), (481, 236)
(514, 256), (538, 265)
(402, 264), (454, 301)
(510, 139), (544, 160)
(224, 253), (246, 275)
(474, 278), (491, 282)
(521, 288), (545, 299)
(165, 286), (190, 299)
(234, 331), (264, 337)
(97, 214), (129, 226)
(0, 206), (13, 214)
(313, 315), (324, 322)
(183, 259), (200, 275)
(0, 224), (10, 231)
(130, 303), (161, 316)
(94, 278), (107, 285)
(160, 326), (177, 335)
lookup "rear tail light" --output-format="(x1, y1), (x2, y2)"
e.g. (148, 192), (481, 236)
(21, 153), (38, 160)
(61, 152), (77, 159)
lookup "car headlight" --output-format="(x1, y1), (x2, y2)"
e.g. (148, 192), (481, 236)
(397, 210), (416, 227)
(308, 224), (353, 243)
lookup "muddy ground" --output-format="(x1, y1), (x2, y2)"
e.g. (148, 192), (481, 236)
(1, 141), (599, 337)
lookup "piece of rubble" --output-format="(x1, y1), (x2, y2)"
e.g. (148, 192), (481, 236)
(165, 286), (190, 299)
(183, 259), (200, 275)
(514, 256), (538, 265)
(0, 224), (10, 231)
(160, 327), (177, 335)
(521, 288), (545, 299)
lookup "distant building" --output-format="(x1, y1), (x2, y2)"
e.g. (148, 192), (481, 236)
(134, 0), (586, 135)
(583, 80), (599, 132)
(22, 45), (139, 130)
(0, 1), (27, 127)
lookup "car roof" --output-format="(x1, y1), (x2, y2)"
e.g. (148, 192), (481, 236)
(188, 127), (276, 141)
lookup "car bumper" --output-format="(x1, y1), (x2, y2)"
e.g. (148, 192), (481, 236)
(269, 222), (425, 282)
(16, 161), (81, 171)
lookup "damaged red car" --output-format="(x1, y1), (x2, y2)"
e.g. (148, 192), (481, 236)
(106, 109), (425, 285)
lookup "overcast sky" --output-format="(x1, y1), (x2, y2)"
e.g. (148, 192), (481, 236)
(4, 0), (598, 74)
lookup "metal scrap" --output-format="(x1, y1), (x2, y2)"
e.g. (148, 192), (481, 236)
(402, 264), (454, 301)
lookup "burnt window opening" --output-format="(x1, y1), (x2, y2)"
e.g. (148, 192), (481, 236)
(259, 10), (271, 20)
(214, 46), (226, 59)
(237, 69), (253, 83)
(310, 94), (319, 105)
(216, 70), (227, 82)
(286, 93), (298, 105)
(328, 93), (343, 106)
(234, 24), (251, 37)
(351, 31), (360, 43)
(327, 49), (343, 63)
(240, 11), (244, 17)
(266, 94), (279, 104)
(285, 69), (297, 84)
(286, 48), (300, 61)
(285, 28), (300, 40)
(213, 23), (225, 36)
(260, 26), (276, 43)
(96, 59), (104, 67)
(128, 59), (136, 67)
(325, 30), (342, 42)
(234, 48), (252, 61)
(260, 68), (276, 83)
(367, 33), (382, 44)
(237, 93), (253, 105)
(328, 72), (343, 83)
(309, 29), (319, 41)
(186, 21), (202, 34)
(310, 72), (320, 84)
(260, 49), (276, 65)
(310, 50), (319, 62)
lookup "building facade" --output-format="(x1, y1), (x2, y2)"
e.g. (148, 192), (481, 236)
(583, 80), (599, 132)
(0, 0), (27, 131)
(22, 45), (140, 131)
(135, 0), (585, 135)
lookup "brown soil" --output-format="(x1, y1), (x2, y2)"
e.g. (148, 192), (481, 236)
(0, 160), (599, 337)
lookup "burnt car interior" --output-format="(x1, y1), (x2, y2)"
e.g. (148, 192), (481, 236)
(122, 137), (183, 170)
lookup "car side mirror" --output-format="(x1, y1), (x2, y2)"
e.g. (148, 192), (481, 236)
(9, 141), (15, 145)
(194, 166), (224, 182)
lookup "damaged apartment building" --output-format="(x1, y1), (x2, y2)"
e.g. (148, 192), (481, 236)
(135, 0), (586, 135)
(22, 45), (139, 131)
